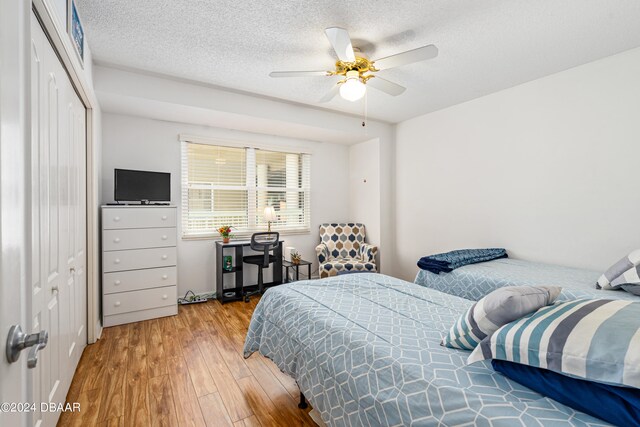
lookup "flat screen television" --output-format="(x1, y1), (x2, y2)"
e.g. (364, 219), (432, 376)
(114, 169), (170, 203)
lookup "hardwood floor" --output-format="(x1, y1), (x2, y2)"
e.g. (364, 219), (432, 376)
(58, 298), (317, 427)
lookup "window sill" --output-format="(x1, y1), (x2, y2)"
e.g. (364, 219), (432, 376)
(181, 229), (311, 241)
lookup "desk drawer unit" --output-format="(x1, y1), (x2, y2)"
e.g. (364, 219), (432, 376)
(102, 206), (178, 326)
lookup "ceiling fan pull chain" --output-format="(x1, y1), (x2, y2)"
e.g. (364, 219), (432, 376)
(362, 90), (368, 133)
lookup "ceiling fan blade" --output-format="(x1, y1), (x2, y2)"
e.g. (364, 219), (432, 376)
(319, 85), (340, 103)
(367, 76), (406, 96)
(325, 27), (356, 62)
(373, 44), (438, 70)
(269, 70), (328, 78)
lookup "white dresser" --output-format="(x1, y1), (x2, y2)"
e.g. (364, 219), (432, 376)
(102, 206), (178, 327)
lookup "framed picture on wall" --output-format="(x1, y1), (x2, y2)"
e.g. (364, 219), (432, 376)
(67, 0), (84, 67)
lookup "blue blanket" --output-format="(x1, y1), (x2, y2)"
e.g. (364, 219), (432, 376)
(244, 273), (611, 426)
(417, 248), (508, 274)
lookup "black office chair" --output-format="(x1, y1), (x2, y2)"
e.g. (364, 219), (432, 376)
(242, 232), (279, 302)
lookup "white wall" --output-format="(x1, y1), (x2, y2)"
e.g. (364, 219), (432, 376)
(101, 113), (351, 295)
(349, 138), (381, 266)
(394, 47), (640, 281)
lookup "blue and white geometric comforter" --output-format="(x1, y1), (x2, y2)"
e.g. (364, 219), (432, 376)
(414, 258), (639, 302)
(244, 273), (611, 426)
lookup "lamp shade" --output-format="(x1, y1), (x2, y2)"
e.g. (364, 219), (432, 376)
(263, 206), (277, 222)
(339, 70), (366, 102)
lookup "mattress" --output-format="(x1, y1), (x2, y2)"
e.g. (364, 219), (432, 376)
(414, 258), (639, 302)
(243, 273), (611, 426)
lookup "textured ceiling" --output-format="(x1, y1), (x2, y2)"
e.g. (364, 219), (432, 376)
(77, 0), (640, 123)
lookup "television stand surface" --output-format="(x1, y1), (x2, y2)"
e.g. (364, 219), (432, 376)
(105, 202), (171, 206)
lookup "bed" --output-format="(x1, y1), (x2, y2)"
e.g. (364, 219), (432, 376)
(243, 273), (611, 426)
(414, 258), (639, 302)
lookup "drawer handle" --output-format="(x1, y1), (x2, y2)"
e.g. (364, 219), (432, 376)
(161, 235), (168, 240)
(114, 301), (121, 307)
(161, 255), (168, 260)
(162, 294), (168, 300)
(114, 216), (121, 222)
(113, 237), (121, 243)
(114, 280), (121, 285)
(162, 274), (168, 280)
(161, 215), (168, 220)
(114, 258), (121, 264)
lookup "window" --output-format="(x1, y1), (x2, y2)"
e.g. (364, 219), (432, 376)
(181, 140), (311, 238)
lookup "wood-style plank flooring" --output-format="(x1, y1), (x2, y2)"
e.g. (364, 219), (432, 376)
(58, 298), (317, 427)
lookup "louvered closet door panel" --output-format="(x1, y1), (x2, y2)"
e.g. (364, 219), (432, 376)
(103, 247), (177, 273)
(103, 207), (176, 229)
(103, 227), (176, 251)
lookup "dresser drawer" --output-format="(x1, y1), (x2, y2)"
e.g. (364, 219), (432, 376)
(103, 207), (176, 229)
(103, 266), (177, 294)
(103, 247), (177, 273)
(103, 227), (176, 251)
(103, 285), (177, 316)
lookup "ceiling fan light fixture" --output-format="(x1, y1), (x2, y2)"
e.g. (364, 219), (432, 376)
(339, 70), (366, 102)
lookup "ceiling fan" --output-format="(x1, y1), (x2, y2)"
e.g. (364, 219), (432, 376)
(269, 27), (438, 103)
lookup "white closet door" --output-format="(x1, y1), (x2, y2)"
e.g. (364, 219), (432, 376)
(30, 13), (46, 427)
(30, 13), (87, 427)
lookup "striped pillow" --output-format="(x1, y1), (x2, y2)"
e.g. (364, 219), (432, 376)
(468, 299), (640, 388)
(442, 285), (561, 350)
(597, 249), (640, 295)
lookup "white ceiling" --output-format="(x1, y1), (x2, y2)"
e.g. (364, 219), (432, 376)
(77, 0), (640, 123)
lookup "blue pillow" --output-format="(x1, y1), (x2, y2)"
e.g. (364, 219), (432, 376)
(492, 360), (640, 427)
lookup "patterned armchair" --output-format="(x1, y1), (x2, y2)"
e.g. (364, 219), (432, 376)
(316, 223), (378, 278)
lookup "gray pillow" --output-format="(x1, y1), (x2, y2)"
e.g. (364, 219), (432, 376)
(597, 250), (640, 295)
(442, 285), (562, 350)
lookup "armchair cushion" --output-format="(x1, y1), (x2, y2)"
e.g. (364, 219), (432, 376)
(320, 258), (377, 278)
(359, 243), (378, 263)
(315, 243), (330, 264)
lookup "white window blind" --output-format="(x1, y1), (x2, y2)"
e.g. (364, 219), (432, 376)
(181, 140), (311, 238)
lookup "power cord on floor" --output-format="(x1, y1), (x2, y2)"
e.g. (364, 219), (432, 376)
(177, 290), (208, 305)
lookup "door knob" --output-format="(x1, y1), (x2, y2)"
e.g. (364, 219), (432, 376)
(6, 325), (48, 368)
